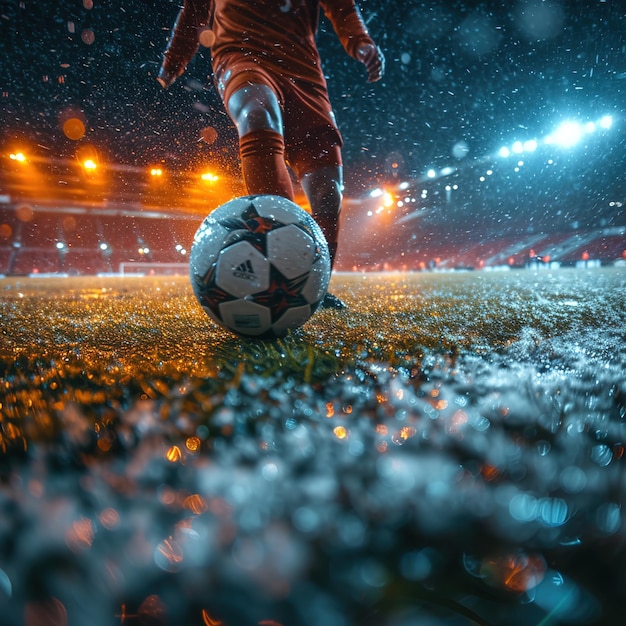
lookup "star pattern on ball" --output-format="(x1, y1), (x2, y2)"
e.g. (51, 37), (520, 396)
(254, 267), (309, 319)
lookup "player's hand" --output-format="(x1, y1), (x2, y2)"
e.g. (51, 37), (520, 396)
(356, 42), (385, 82)
(156, 66), (178, 89)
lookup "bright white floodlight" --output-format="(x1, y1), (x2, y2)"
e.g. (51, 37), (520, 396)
(599, 115), (613, 129)
(550, 121), (583, 147)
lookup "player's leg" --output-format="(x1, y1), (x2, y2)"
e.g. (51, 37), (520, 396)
(301, 164), (347, 310)
(226, 84), (294, 200)
(300, 164), (343, 267)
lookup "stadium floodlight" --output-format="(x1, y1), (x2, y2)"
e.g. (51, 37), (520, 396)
(56, 242), (65, 250)
(426, 169), (436, 179)
(498, 146), (511, 158)
(99, 243), (108, 251)
(512, 141), (524, 154)
(9, 152), (27, 163)
(548, 121), (582, 148)
(599, 115), (613, 129)
(201, 171), (219, 182)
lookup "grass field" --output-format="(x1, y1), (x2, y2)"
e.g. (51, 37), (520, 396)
(1, 268), (626, 625)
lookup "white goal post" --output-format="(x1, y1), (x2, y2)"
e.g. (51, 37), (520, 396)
(118, 262), (189, 276)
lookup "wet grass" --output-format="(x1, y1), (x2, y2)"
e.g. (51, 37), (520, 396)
(2, 268), (623, 450)
(0, 268), (625, 625)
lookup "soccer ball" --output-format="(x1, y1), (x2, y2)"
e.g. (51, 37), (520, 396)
(189, 194), (331, 339)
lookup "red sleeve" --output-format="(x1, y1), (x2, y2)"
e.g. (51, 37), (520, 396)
(161, 0), (213, 79)
(320, 0), (376, 59)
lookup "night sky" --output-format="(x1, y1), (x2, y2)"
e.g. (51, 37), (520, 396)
(1, 0), (625, 236)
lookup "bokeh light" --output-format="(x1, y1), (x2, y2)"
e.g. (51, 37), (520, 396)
(200, 126), (218, 144)
(198, 27), (216, 48)
(62, 117), (86, 140)
(81, 28), (95, 44)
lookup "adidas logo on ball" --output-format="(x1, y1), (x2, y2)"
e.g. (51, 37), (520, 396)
(233, 259), (256, 281)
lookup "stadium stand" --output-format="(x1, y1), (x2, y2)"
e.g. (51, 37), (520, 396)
(10, 249), (61, 275)
(0, 206), (202, 275)
(559, 232), (626, 264)
(1, 205), (624, 275)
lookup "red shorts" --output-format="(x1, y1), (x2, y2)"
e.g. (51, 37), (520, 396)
(214, 53), (343, 178)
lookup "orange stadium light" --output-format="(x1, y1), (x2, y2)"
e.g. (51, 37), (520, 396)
(201, 171), (219, 183)
(373, 190), (396, 217)
(9, 151), (27, 163)
(75, 144), (102, 178)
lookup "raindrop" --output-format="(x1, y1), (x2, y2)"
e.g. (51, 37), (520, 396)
(25, 598), (68, 626)
(538, 497), (569, 527)
(401, 550), (433, 581)
(515, 0), (565, 41)
(292, 506), (321, 534)
(509, 492), (539, 522)
(0, 568), (12, 599)
(199, 27), (216, 48)
(261, 461), (280, 481)
(462, 552), (483, 578)
(348, 438), (364, 456)
(559, 466), (587, 493)
(452, 141), (469, 159)
(536, 440), (551, 456)
(200, 126), (218, 144)
(596, 502), (621, 535)
(591, 444), (612, 467)
(358, 559), (388, 588)
(81, 28), (95, 45)
(471, 414), (491, 431)
(154, 538), (184, 572)
(137, 595), (168, 625)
